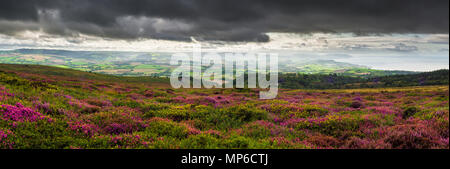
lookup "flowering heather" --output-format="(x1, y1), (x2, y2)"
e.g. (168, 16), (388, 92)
(0, 128), (14, 149)
(68, 121), (101, 137)
(0, 103), (52, 122)
(0, 67), (448, 149)
(367, 106), (399, 115)
(0, 86), (14, 101)
(53, 93), (73, 100)
(68, 100), (101, 114)
(171, 95), (233, 107)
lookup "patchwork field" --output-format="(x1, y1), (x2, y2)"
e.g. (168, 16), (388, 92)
(0, 49), (416, 77)
(0, 64), (448, 149)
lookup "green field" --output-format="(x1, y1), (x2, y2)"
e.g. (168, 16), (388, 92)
(0, 64), (448, 149)
(0, 49), (416, 77)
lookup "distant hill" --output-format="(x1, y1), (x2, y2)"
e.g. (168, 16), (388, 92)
(0, 64), (447, 90)
(0, 64), (170, 86)
(279, 69), (449, 89)
(285, 59), (416, 77)
(1, 49), (418, 77)
(0, 49), (173, 77)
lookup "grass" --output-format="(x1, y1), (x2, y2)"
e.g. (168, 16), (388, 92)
(0, 64), (448, 149)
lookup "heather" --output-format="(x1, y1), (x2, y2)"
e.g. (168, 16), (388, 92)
(0, 65), (449, 149)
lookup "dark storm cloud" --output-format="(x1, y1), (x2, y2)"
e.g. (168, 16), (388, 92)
(0, 0), (448, 42)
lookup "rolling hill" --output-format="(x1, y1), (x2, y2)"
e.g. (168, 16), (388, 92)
(1, 49), (418, 77)
(0, 63), (448, 149)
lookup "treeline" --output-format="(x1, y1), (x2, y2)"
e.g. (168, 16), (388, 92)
(279, 69), (449, 89)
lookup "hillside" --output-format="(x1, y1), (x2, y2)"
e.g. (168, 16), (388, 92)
(1, 49), (417, 77)
(282, 60), (415, 77)
(0, 63), (448, 149)
(279, 69), (450, 89)
(0, 64), (170, 86)
(2, 64), (447, 90)
(0, 49), (173, 76)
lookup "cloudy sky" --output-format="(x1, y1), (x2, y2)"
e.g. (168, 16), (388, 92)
(0, 0), (448, 71)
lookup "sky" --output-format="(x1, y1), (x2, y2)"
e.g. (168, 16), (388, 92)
(0, 0), (448, 71)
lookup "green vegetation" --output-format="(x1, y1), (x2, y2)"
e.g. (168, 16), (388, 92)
(0, 49), (417, 77)
(279, 70), (449, 89)
(0, 64), (448, 149)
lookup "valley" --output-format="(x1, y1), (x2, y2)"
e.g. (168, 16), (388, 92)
(1, 49), (416, 77)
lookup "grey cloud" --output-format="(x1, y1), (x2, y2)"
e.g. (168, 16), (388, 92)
(427, 35), (450, 44)
(325, 54), (353, 59)
(388, 43), (419, 52)
(439, 48), (449, 52)
(343, 44), (371, 51)
(0, 0), (448, 42)
(0, 20), (40, 35)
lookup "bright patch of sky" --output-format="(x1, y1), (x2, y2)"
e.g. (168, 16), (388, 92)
(0, 31), (448, 71)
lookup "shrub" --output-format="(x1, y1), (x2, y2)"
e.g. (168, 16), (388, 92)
(145, 118), (192, 139)
(344, 137), (391, 149)
(241, 121), (296, 139)
(296, 114), (372, 137)
(227, 104), (268, 122)
(141, 103), (170, 114)
(150, 105), (191, 121)
(8, 120), (82, 149)
(261, 101), (299, 116)
(189, 105), (214, 120)
(0, 103), (52, 122)
(154, 97), (173, 103)
(89, 111), (145, 135)
(350, 101), (363, 109)
(68, 121), (101, 137)
(306, 134), (342, 148)
(222, 135), (255, 149)
(205, 104), (268, 130)
(153, 91), (168, 97)
(0, 128), (15, 149)
(108, 134), (149, 149)
(180, 134), (221, 149)
(382, 123), (447, 149)
(431, 112), (449, 138)
(402, 107), (419, 119)
(302, 105), (329, 114)
(292, 105), (329, 118)
(69, 100), (101, 114)
(241, 122), (272, 139)
(104, 123), (138, 135)
(149, 137), (180, 149)
(85, 98), (112, 107)
(112, 99), (141, 108)
(0, 86), (14, 101)
(258, 137), (300, 149)
(34, 101), (64, 116)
